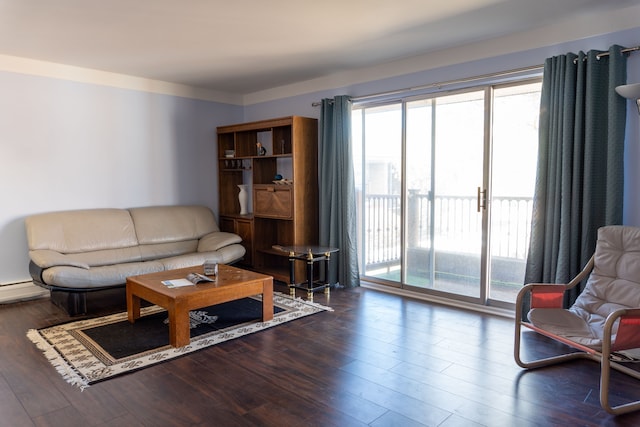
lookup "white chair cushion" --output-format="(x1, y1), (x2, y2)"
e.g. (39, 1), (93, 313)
(528, 225), (640, 351)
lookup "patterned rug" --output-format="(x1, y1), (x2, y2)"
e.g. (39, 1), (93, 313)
(27, 293), (331, 389)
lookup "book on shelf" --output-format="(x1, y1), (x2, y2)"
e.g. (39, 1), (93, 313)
(161, 273), (215, 288)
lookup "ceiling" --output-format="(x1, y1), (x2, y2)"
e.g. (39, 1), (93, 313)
(0, 0), (638, 96)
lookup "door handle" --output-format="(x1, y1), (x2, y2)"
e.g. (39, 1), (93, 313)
(477, 187), (487, 212)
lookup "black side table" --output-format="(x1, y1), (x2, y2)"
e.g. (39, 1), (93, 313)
(279, 245), (339, 301)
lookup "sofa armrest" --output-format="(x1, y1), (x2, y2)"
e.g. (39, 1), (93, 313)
(29, 249), (90, 270)
(197, 232), (242, 252)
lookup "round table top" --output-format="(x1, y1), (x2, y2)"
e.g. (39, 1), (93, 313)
(279, 245), (339, 255)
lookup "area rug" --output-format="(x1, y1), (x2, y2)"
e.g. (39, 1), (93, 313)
(27, 293), (332, 390)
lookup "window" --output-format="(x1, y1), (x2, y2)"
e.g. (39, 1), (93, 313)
(353, 79), (542, 308)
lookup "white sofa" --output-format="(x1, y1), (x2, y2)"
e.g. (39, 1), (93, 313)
(25, 205), (245, 315)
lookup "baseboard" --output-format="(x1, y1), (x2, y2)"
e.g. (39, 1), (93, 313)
(0, 281), (49, 304)
(361, 281), (514, 319)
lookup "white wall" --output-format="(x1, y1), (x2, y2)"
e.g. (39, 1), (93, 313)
(0, 71), (242, 284)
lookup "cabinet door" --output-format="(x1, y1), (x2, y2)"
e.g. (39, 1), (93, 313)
(218, 216), (253, 266)
(235, 219), (253, 266)
(219, 217), (236, 233)
(254, 186), (293, 219)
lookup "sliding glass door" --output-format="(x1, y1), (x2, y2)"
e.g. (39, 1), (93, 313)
(405, 91), (485, 298)
(354, 80), (541, 307)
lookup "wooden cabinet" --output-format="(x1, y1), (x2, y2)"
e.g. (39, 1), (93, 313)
(219, 215), (253, 266)
(217, 116), (318, 282)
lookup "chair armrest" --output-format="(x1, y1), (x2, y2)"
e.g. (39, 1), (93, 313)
(516, 283), (567, 310)
(516, 255), (595, 313)
(197, 232), (242, 252)
(604, 308), (640, 352)
(515, 283), (566, 325)
(529, 284), (567, 309)
(566, 254), (595, 288)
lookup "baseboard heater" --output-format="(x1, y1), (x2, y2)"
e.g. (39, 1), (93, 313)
(0, 281), (49, 304)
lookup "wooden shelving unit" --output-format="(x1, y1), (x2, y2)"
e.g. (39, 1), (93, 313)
(216, 116), (318, 282)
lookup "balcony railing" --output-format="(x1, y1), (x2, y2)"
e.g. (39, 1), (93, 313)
(362, 192), (533, 271)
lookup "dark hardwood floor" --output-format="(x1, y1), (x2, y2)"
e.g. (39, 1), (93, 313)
(2, 283), (640, 426)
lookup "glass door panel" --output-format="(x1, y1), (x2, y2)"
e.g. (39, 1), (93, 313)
(489, 82), (541, 302)
(405, 91), (485, 298)
(358, 104), (403, 281)
(405, 100), (433, 287)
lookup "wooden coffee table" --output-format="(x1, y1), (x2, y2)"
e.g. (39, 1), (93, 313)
(126, 264), (273, 347)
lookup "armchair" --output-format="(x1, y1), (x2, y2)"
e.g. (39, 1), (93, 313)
(514, 225), (640, 415)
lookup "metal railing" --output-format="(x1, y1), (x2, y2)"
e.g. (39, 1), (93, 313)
(362, 193), (533, 270)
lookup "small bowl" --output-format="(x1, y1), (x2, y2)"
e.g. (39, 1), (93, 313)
(224, 150), (235, 158)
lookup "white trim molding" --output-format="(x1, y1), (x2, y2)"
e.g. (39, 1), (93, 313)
(0, 54), (243, 105)
(0, 281), (48, 304)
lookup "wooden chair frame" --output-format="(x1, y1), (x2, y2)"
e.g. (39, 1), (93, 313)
(514, 255), (640, 415)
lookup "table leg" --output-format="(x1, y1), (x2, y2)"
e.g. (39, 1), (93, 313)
(289, 251), (296, 298)
(324, 251), (331, 296)
(307, 252), (314, 302)
(168, 305), (191, 347)
(262, 278), (274, 322)
(126, 285), (141, 323)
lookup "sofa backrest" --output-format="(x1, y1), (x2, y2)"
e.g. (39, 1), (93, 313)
(128, 205), (219, 244)
(26, 205), (221, 263)
(25, 208), (138, 253)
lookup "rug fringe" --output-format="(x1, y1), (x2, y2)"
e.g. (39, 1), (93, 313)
(27, 329), (90, 390)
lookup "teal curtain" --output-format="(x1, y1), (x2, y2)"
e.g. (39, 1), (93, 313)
(524, 45), (627, 306)
(319, 95), (360, 288)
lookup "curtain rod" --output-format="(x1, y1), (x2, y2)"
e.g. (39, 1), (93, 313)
(597, 45), (639, 59)
(573, 45), (640, 63)
(313, 44), (640, 107)
(312, 64), (543, 106)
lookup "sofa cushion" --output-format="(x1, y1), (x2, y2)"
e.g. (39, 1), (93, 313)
(129, 205), (219, 244)
(42, 261), (165, 289)
(159, 253), (223, 270)
(159, 244), (246, 270)
(25, 208), (138, 253)
(138, 240), (199, 261)
(213, 244), (247, 265)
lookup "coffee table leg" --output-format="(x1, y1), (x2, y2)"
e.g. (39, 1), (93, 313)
(127, 284), (141, 323)
(262, 278), (274, 322)
(168, 306), (191, 347)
